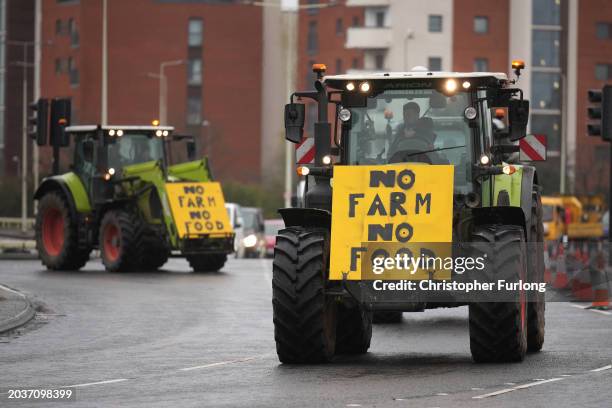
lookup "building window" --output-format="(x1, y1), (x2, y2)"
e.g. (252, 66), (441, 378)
(596, 22), (612, 39)
(307, 0), (318, 15)
(473, 58), (488, 72)
(352, 57), (360, 69)
(428, 57), (442, 71)
(188, 19), (203, 47)
(335, 58), (343, 74)
(55, 19), (63, 35)
(307, 21), (318, 54)
(532, 0), (561, 26)
(68, 18), (79, 47)
(474, 16), (488, 33)
(595, 64), (612, 80)
(532, 72), (561, 109)
(68, 57), (79, 86)
(54, 58), (67, 74)
(187, 94), (202, 125)
(375, 10), (385, 28)
(188, 59), (202, 85)
(532, 30), (560, 67)
(335, 18), (343, 35)
(352, 16), (360, 27)
(428, 15), (442, 33)
(375, 53), (385, 70)
(531, 114), (561, 151)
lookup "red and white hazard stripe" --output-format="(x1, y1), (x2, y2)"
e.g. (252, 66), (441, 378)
(296, 137), (315, 165)
(519, 134), (547, 161)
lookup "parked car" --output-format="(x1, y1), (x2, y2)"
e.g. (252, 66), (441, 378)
(264, 219), (284, 257)
(240, 207), (266, 258)
(225, 203), (245, 258)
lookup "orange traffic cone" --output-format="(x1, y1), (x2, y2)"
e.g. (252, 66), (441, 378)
(553, 243), (569, 289)
(587, 249), (610, 310)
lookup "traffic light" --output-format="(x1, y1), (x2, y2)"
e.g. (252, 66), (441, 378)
(49, 98), (71, 147)
(29, 99), (49, 146)
(587, 85), (612, 142)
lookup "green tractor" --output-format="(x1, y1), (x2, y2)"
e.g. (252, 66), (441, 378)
(33, 123), (234, 272)
(273, 62), (546, 363)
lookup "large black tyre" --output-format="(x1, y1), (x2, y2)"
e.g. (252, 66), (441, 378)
(469, 225), (528, 363)
(141, 233), (170, 271)
(99, 209), (147, 272)
(35, 192), (90, 271)
(187, 253), (227, 272)
(527, 189), (545, 352)
(336, 304), (372, 354)
(373, 311), (403, 324)
(272, 227), (337, 363)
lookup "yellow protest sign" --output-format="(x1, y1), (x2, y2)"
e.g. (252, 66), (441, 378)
(329, 164), (454, 280)
(165, 182), (233, 237)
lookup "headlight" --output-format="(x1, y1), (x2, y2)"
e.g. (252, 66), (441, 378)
(338, 108), (351, 122)
(359, 82), (370, 93)
(243, 234), (257, 248)
(444, 79), (458, 94)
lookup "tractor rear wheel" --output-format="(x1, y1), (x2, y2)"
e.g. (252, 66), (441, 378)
(35, 192), (90, 270)
(272, 227), (337, 363)
(187, 253), (227, 272)
(373, 311), (403, 324)
(99, 209), (146, 272)
(527, 189), (545, 352)
(336, 304), (372, 354)
(469, 225), (528, 363)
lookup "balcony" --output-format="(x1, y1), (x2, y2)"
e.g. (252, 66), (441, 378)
(346, 26), (392, 49)
(346, 0), (390, 6)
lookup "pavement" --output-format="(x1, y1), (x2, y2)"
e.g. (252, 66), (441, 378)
(0, 258), (611, 407)
(0, 284), (35, 334)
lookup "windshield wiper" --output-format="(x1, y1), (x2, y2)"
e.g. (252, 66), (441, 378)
(401, 145), (466, 159)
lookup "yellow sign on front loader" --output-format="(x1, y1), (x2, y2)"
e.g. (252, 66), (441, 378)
(165, 182), (233, 238)
(329, 164), (454, 280)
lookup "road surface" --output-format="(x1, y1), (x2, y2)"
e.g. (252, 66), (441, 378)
(1, 258), (611, 407)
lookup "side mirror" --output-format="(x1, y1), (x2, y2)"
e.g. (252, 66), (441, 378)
(186, 140), (196, 161)
(508, 99), (529, 141)
(284, 103), (305, 143)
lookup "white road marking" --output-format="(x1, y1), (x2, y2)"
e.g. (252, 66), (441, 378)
(590, 365), (612, 372)
(346, 404), (362, 407)
(560, 374), (572, 377)
(179, 356), (258, 371)
(473, 378), (565, 399)
(436, 393), (448, 396)
(503, 382), (516, 386)
(570, 304), (611, 315)
(67, 378), (129, 388)
(471, 387), (484, 391)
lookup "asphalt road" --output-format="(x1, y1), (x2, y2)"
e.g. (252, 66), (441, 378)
(0, 258), (611, 407)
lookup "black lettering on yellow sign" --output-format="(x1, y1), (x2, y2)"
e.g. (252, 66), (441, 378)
(175, 185), (225, 234)
(349, 169), (434, 244)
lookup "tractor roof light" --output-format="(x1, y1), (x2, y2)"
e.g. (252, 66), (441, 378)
(359, 82), (371, 93)
(444, 79), (458, 94)
(152, 119), (160, 126)
(296, 166), (310, 176)
(108, 167), (116, 176)
(346, 82), (355, 91)
(116, 129), (124, 137)
(512, 59), (525, 79)
(155, 130), (163, 137)
(462, 81), (471, 89)
(162, 130), (169, 137)
(108, 129), (116, 136)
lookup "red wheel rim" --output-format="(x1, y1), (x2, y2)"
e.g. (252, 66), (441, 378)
(103, 223), (120, 262)
(42, 209), (65, 256)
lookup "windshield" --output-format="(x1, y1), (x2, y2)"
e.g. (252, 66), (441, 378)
(345, 89), (473, 192)
(107, 134), (164, 169)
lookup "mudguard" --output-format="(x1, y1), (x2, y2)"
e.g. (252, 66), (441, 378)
(278, 208), (331, 230)
(34, 172), (92, 214)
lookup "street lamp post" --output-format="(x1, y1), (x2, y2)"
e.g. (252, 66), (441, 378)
(157, 60), (184, 125)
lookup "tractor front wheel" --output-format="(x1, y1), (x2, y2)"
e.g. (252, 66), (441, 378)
(272, 227), (337, 363)
(527, 189), (546, 352)
(187, 253), (227, 272)
(336, 304), (372, 354)
(99, 209), (146, 272)
(469, 225), (528, 363)
(35, 192), (90, 270)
